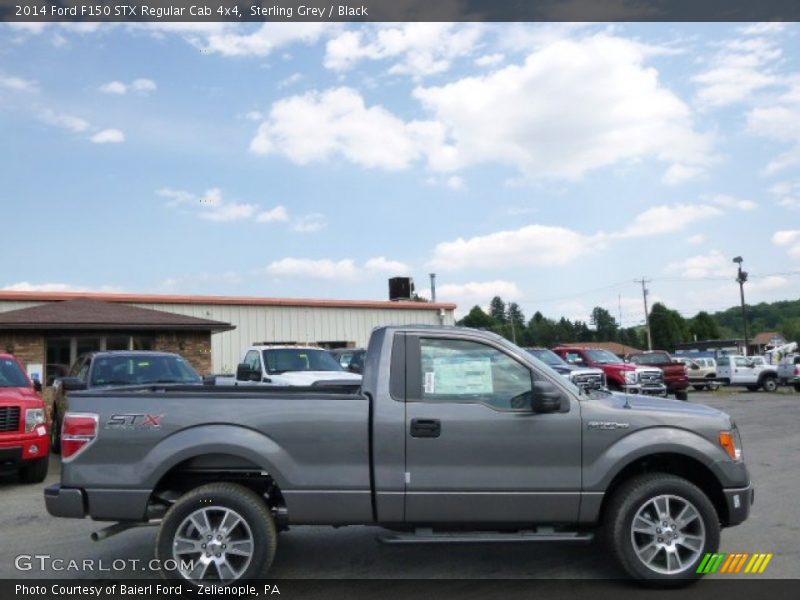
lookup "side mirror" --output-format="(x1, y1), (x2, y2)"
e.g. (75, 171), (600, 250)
(32, 380), (43, 393)
(236, 363), (261, 382)
(531, 380), (563, 413)
(60, 377), (87, 392)
(691, 364), (700, 370)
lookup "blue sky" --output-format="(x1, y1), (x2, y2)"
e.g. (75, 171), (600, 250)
(1, 21), (799, 326)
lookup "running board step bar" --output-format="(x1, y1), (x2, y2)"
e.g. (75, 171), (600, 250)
(378, 528), (594, 545)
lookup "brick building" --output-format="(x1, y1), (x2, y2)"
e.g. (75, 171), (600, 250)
(0, 298), (233, 382)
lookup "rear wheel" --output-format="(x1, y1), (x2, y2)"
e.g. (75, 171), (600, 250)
(604, 473), (719, 587)
(19, 457), (49, 484)
(675, 391), (689, 401)
(156, 482), (277, 585)
(50, 412), (61, 455)
(761, 377), (778, 392)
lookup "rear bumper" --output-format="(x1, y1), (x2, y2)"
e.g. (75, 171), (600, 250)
(44, 484), (86, 519)
(723, 483), (754, 527)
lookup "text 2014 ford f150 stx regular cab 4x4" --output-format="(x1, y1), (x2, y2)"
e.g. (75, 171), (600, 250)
(44, 326), (753, 587)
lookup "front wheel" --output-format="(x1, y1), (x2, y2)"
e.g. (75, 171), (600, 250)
(675, 391), (689, 401)
(604, 473), (720, 587)
(19, 457), (49, 484)
(156, 482), (277, 585)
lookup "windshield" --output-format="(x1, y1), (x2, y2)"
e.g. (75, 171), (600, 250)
(90, 355), (201, 386)
(526, 348), (566, 367)
(628, 353), (670, 366)
(263, 349), (344, 374)
(0, 358), (29, 387)
(586, 349), (623, 364)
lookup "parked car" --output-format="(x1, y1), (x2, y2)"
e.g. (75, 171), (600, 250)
(45, 325), (753, 587)
(51, 351), (202, 453)
(329, 348), (366, 374)
(0, 354), (49, 483)
(716, 355), (779, 391)
(625, 351), (690, 401)
(777, 355), (800, 391)
(524, 347), (606, 391)
(552, 346), (666, 395)
(218, 345), (362, 387)
(673, 357), (719, 391)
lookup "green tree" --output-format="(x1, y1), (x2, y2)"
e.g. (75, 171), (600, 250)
(489, 296), (507, 325)
(590, 306), (618, 341)
(689, 311), (720, 341)
(458, 305), (497, 329)
(507, 302), (526, 343)
(649, 302), (689, 351)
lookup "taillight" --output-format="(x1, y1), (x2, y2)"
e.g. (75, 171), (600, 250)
(61, 413), (98, 461)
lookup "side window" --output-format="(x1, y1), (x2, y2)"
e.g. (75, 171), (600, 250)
(734, 357), (749, 368)
(244, 350), (261, 372)
(565, 352), (585, 366)
(77, 359), (90, 382)
(419, 338), (532, 411)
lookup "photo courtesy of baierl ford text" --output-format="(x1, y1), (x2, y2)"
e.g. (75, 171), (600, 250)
(2, 1), (800, 599)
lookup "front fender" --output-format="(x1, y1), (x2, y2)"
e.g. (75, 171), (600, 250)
(583, 426), (749, 491)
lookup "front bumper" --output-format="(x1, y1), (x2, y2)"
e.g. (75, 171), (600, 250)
(0, 429), (50, 471)
(44, 484), (86, 519)
(622, 383), (667, 395)
(723, 483), (754, 526)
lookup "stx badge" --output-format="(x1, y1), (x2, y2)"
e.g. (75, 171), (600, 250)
(105, 414), (164, 430)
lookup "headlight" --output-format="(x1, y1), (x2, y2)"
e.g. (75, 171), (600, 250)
(25, 408), (45, 433)
(624, 371), (638, 384)
(719, 429), (743, 461)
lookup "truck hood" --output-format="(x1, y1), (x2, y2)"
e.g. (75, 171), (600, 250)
(594, 391), (723, 418)
(270, 371), (362, 386)
(598, 363), (637, 373)
(0, 387), (44, 408)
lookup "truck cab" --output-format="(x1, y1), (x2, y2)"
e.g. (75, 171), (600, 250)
(716, 355), (779, 391)
(228, 345), (362, 387)
(0, 354), (49, 483)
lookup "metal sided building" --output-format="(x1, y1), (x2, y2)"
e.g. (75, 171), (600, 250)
(0, 291), (457, 376)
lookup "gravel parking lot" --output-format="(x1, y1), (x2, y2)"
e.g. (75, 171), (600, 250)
(2, 389), (797, 580)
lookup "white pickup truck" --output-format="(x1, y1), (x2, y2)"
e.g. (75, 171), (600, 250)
(777, 355), (800, 391)
(716, 355), (779, 391)
(217, 345), (362, 387)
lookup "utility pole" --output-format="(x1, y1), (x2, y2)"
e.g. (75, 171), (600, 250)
(634, 277), (652, 350)
(429, 273), (436, 303)
(732, 257), (749, 355)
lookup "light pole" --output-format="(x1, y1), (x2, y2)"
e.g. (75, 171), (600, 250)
(733, 256), (749, 355)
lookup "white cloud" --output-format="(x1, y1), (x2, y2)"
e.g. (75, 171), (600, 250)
(39, 109), (90, 133)
(746, 79), (800, 175)
(438, 280), (522, 310)
(160, 271), (242, 291)
(693, 37), (782, 107)
(364, 257), (411, 274)
(244, 110), (265, 121)
(1, 281), (123, 292)
(665, 249), (730, 279)
(430, 224), (603, 270)
(266, 258), (358, 280)
(0, 75), (38, 92)
(707, 194), (758, 211)
(773, 230), (800, 259)
(475, 53), (504, 67)
(414, 34), (713, 181)
(291, 213), (327, 233)
(687, 233), (707, 245)
(157, 187), (195, 206)
(613, 203), (722, 238)
(748, 275), (789, 293)
(445, 175), (466, 190)
(98, 81), (127, 94)
(250, 87), (441, 170)
(90, 128), (125, 144)
(256, 205), (289, 223)
(195, 23), (328, 57)
(277, 73), (303, 89)
(99, 78), (156, 95)
(739, 23), (788, 36)
(324, 23), (483, 78)
(770, 180), (800, 210)
(200, 202), (258, 222)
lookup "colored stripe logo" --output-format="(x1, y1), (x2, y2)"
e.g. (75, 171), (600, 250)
(697, 553), (773, 574)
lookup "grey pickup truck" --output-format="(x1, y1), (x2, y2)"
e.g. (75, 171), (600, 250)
(45, 326), (753, 587)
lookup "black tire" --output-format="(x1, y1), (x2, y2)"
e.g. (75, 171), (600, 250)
(794, 384), (800, 393)
(51, 412), (61, 455)
(745, 385), (759, 392)
(19, 457), (49, 484)
(675, 391), (689, 401)
(156, 482), (277, 585)
(761, 377), (778, 393)
(604, 473), (720, 587)
(692, 385), (705, 392)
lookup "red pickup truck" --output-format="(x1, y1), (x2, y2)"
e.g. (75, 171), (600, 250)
(625, 351), (690, 401)
(0, 354), (50, 483)
(552, 346), (666, 396)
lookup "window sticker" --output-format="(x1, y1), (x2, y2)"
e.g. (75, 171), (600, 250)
(424, 371), (436, 394)
(430, 357), (493, 395)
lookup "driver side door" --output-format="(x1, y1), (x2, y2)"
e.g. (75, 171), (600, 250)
(403, 335), (583, 524)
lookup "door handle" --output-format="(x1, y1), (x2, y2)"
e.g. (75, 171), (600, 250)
(410, 418), (441, 438)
